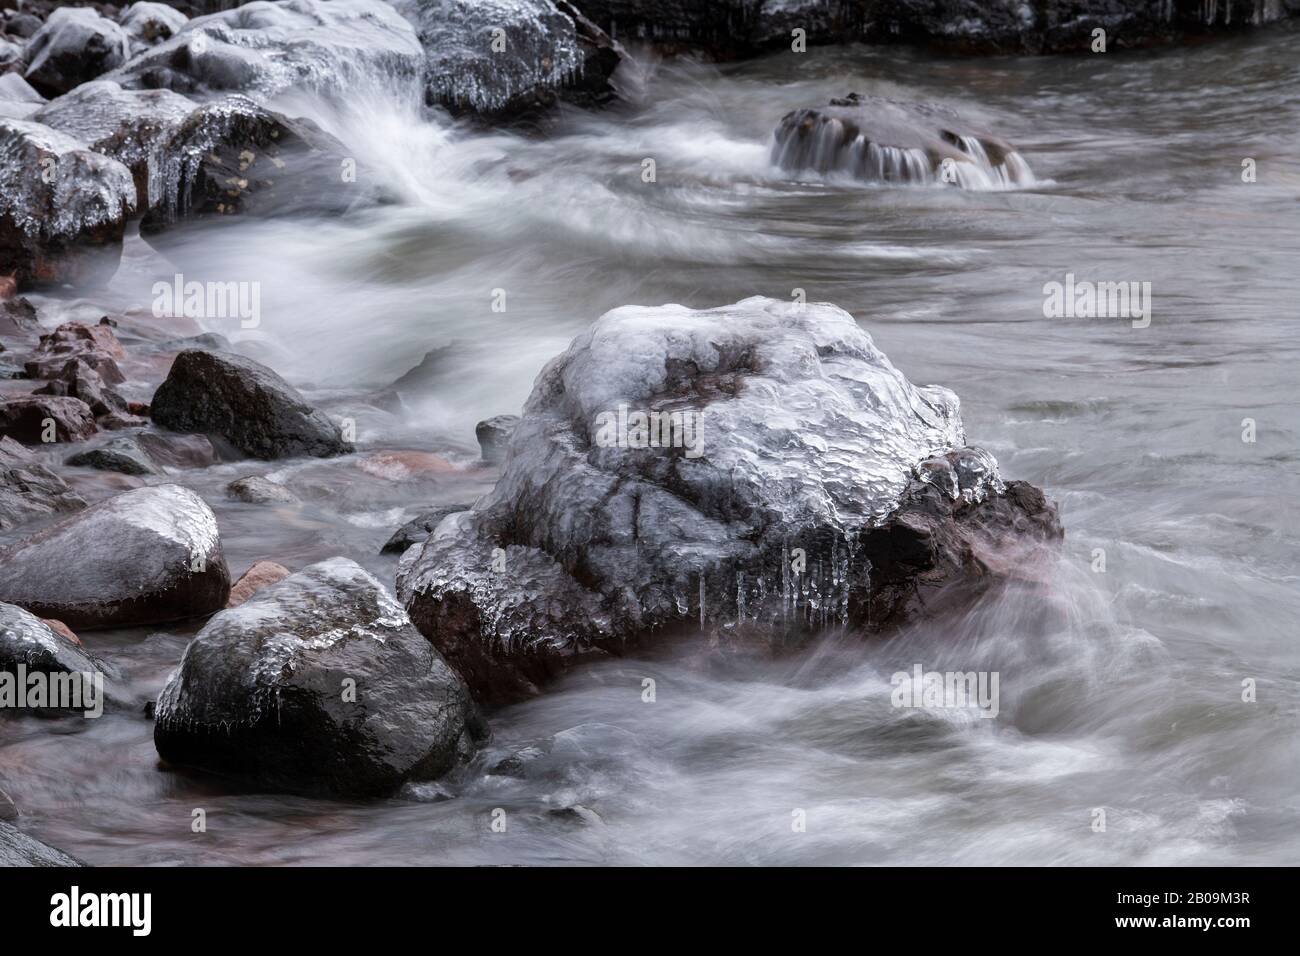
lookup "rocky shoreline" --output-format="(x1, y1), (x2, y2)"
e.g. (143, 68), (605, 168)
(0, 0), (1291, 865)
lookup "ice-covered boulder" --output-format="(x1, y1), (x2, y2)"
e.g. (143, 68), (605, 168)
(34, 81), (195, 212)
(119, 2), (190, 54)
(0, 74), (45, 121)
(399, 297), (1062, 704)
(0, 601), (116, 718)
(0, 484), (231, 630)
(155, 557), (486, 797)
(390, 0), (605, 116)
(0, 118), (136, 290)
(138, 96), (360, 237)
(772, 94), (1034, 188)
(23, 7), (131, 98)
(110, 0), (425, 105)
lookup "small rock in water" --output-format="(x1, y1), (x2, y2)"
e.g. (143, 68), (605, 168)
(0, 436), (87, 531)
(23, 7), (131, 98)
(0, 484), (231, 630)
(358, 451), (457, 481)
(475, 414), (519, 464)
(0, 396), (96, 444)
(64, 436), (161, 477)
(380, 504), (469, 554)
(226, 559), (291, 608)
(151, 350), (354, 460)
(0, 787), (16, 822)
(225, 475), (298, 504)
(154, 557), (487, 797)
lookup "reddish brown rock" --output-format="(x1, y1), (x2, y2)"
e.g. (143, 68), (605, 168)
(0, 395), (95, 444)
(226, 560), (291, 608)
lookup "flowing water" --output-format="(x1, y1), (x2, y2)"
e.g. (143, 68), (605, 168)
(4, 27), (1300, 865)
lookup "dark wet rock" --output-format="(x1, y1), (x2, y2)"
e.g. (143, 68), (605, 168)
(120, 2), (190, 54)
(154, 557), (487, 797)
(0, 74), (45, 121)
(0, 820), (81, 866)
(399, 297), (1063, 704)
(31, 359), (128, 418)
(772, 95), (1034, 188)
(25, 351), (124, 386)
(226, 559), (290, 607)
(23, 7), (131, 98)
(225, 475), (297, 503)
(0, 787), (15, 822)
(0, 483), (230, 630)
(554, 1), (625, 110)
(152, 349), (353, 460)
(97, 411), (150, 430)
(0, 435), (87, 531)
(0, 395), (96, 444)
(65, 436), (161, 476)
(1, 600), (115, 717)
(111, 0), (425, 103)
(34, 81), (194, 212)
(392, 0), (591, 117)
(475, 414), (519, 464)
(138, 96), (362, 238)
(380, 503), (469, 554)
(575, 0), (764, 58)
(0, 118), (136, 290)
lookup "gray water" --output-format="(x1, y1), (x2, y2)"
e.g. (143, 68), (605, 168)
(4, 28), (1299, 865)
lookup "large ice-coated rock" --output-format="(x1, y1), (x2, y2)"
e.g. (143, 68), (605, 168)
(136, 96), (359, 236)
(0, 484), (231, 630)
(119, 2), (190, 55)
(151, 349), (355, 460)
(22, 7), (131, 98)
(389, 0), (586, 115)
(772, 94), (1034, 188)
(0, 601), (116, 718)
(398, 297), (1063, 704)
(34, 81), (194, 212)
(0, 118), (136, 290)
(154, 557), (486, 797)
(110, 0), (425, 105)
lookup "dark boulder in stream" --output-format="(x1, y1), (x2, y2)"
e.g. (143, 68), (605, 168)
(1, 601), (117, 718)
(151, 349), (354, 460)
(22, 7), (131, 98)
(0, 484), (231, 630)
(772, 94), (1034, 188)
(155, 557), (486, 797)
(399, 297), (1063, 705)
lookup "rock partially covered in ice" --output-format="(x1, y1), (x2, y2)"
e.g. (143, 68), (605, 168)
(138, 96), (360, 237)
(154, 557), (486, 797)
(0, 118), (136, 290)
(381, 503), (469, 554)
(772, 94), (1033, 188)
(23, 8), (131, 98)
(0, 601), (113, 717)
(399, 296), (1062, 703)
(475, 414), (518, 464)
(34, 81), (194, 212)
(575, 0), (764, 58)
(0, 820), (81, 866)
(391, 0), (586, 116)
(0, 484), (231, 630)
(0, 436), (87, 531)
(119, 2), (189, 54)
(152, 349), (354, 460)
(111, 0), (425, 104)
(0, 75), (45, 121)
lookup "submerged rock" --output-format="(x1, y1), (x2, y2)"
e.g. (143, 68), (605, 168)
(34, 81), (195, 212)
(23, 7), (131, 98)
(0, 118), (136, 290)
(225, 475), (298, 503)
(392, 0), (591, 116)
(399, 297), (1062, 704)
(772, 95), (1034, 188)
(0, 484), (231, 630)
(0, 436), (87, 531)
(111, 0), (425, 104)
(154, 557), (487, 797)
(152, 350), (354, 460)
(138, 96), (360, 237)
